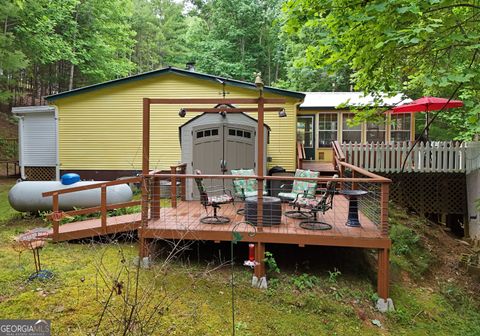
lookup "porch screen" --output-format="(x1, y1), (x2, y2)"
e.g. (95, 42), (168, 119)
(391, 114), (411, 141)
(318, 113), (338, 147)
(366, 117), (386, 142)
(342, 113), (361, 143)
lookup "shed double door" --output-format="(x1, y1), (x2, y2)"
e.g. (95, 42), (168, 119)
(192, 124), (255, 198)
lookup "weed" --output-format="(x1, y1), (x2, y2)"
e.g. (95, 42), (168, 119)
(391, 223), (420, 256)
(292, 273), (319, 291)
(264, 251), (280, 274)
(327, 268), (341, 284)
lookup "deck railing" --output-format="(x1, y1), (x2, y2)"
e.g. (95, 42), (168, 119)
(333, 141), (390, 237)
(42, 176), (142, 240)
(340, 141), (480, 173)
(146, 171), (391, 239)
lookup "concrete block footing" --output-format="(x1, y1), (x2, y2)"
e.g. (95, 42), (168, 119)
(133, 256), (152, 269)
(251, 275), (268, 289)
(376, 298), (395, 312)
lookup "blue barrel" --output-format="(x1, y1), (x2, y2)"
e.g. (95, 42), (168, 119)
(61, 173), (81, 185)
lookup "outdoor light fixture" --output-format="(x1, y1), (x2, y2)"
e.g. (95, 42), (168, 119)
(254, 72), (264, 90)
(278, 108), (287, 118)
(178, 108), (186, 117)
(219, 111), (226, 117)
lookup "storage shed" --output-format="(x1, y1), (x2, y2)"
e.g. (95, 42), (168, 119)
(12, 106), (58, 180)
(179, 108), (269, 199)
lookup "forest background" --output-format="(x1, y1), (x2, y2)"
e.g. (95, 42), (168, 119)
(1, 0), (478, 140)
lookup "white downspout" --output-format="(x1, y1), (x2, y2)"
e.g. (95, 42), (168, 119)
(13, 114), (25, 179)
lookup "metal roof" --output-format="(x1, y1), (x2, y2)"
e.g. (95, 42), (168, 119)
(299, 92), (411, 109)
(45, 67), (305, 101)
(12, 106), (55, 114)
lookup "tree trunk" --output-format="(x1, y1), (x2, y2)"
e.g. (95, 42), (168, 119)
(69, 63), (75, 91)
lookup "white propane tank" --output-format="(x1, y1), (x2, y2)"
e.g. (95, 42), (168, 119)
(8, 181), (133, 212)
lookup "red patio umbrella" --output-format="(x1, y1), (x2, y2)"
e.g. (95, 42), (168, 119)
(391, 96), (463, 139)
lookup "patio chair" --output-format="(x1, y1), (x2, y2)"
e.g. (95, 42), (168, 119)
(194, 170), (234, 224)
(231, 168), (267, 215)
(294, 175), (338, 231)
(278, 169), (319, 218)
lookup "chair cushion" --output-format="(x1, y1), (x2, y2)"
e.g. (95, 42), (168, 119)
(294, 196), (320, 209)
(208, 194), (234, 205)
(291, 169), (319, 197)
(278, 192), (298, 200)
(244, 190), (268, 198)
(231, 169), (266, 197)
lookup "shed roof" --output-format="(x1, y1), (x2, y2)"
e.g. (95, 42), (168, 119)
(299, 92), (411, 109)
(45, 67), (305, 101)
(12, 106), (55, 114)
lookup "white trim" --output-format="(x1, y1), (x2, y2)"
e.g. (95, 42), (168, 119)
(53, 105), (60, 180)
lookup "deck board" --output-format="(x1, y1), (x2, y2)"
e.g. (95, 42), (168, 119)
(46, 196), (390, 249)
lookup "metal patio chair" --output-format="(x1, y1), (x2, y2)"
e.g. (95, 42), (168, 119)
(293, 175), (338, 230)
(194, 170), (234, 224)
(231, 168), (267, 215)
(278, 169), (319, 218)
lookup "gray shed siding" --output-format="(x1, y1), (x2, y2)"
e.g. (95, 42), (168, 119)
(180, 113), (268, 200)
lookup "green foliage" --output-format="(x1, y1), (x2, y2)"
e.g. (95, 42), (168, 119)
(291, 273), (319, 291)
(327, 267), (342, 284)
(389, 220), (432, 278)
(263, 251), (280, 274)
(391, 224), (420, 256)
(282, 0), (480, 140)
(185, 0), (285, 84)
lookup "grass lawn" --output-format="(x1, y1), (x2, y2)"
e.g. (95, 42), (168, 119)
(0, 179), (479, 335)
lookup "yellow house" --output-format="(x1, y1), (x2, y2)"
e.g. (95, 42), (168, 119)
(43, 67), (304, 180)
(13, 67), (413, 181)
(297, 92), (414, 163)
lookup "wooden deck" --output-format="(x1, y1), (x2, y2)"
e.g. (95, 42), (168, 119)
(301, 161), (338, 174)
(47, 196), (390, 249)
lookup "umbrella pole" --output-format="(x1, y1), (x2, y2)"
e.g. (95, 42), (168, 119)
(425, 112), (429, 141)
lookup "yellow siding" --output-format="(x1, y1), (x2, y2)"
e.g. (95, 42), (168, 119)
(53, 74), (300, 172)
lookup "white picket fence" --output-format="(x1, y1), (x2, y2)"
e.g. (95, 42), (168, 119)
(341, 141), (480, 174)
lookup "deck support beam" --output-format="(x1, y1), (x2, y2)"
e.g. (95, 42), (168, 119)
(377, 248), (390, 300)
(254, 242), (266, 278)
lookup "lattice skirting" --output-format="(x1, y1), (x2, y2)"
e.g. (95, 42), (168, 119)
(382, 173), (466, 215)
(24, 166), (56, 181)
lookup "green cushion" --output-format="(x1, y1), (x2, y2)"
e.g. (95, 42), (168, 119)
(231, 169), (266, 198)
(291, 169), (319, 197)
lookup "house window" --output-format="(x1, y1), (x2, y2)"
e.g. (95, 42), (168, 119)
(391, 114), (411, 141)
(366, 117), (386, 142)
(342, 113), (362, 143)
(297, 116), (314, 148)
(318, 113), (338, 147)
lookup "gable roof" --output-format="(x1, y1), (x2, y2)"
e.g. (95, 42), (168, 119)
(45, 67), (305, 101)
(300, 92), (411, 110)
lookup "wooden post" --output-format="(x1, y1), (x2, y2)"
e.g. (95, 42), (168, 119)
(351, 170), (357, 190)
(377, 248), (390, 299)
(140, 99), (151, 258)
(256, 94), (264, 231)
(181, 166), (187, 201)
(380, 182), (390, 237)
(142, 98), (150, 175)
(101, 184), (107, 233)
(151, 176), (161, 219)
(52, 192), (59, 241)
(254, 242), (266, 278)
(170, 165), (177, 208)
